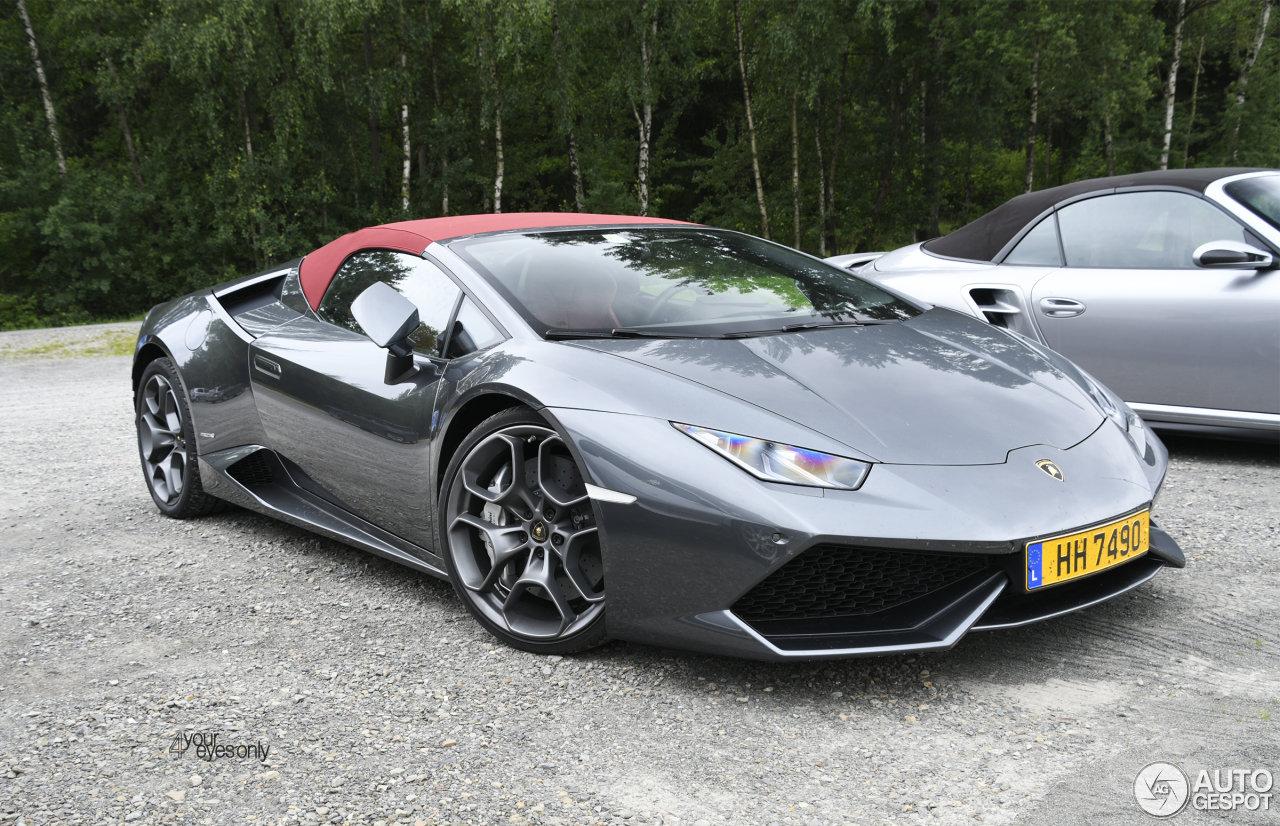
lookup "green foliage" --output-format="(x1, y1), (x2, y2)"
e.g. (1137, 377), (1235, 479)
(0, 0), (1276, 325)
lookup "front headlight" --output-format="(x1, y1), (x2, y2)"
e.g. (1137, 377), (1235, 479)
(673, 423), (871, 490)
(1082, 374), (1148, 455)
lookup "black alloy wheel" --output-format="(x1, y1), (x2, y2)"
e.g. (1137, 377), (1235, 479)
(136, 357), (224, 518)
(441, 407), (607, 654)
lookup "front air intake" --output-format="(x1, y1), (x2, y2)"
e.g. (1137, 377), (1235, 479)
(732, 545), (990, 622)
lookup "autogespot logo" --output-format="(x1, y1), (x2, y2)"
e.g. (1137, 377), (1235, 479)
(1135, 762), (1275, 817)
(168, 731), (272, 762)
(1134, 762), (1190, 817)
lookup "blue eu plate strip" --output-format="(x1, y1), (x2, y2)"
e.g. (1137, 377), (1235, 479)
(1027, 542), (1043, 590)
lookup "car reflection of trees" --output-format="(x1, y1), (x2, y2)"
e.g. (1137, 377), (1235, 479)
(541, 228), (918, 323)
(619, 313), (1065, 393)
(324, 405), (421, 444)
(190, 383), (246, 403)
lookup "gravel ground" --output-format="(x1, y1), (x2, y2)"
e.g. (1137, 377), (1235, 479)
(0, 327), (1277, 826)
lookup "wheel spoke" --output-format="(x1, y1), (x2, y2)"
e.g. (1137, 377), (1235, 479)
(450, 513), (530, 593)
(140, 413), (176, 462)
(164, 450), (185, 497)
(503, 551), (574, 637)
(460, 433), (539, 516)
(555, 526), (605, 604)
(536, 435), (589, 508)
(162, 389), (183, 434)
(144, 375), (169, 417)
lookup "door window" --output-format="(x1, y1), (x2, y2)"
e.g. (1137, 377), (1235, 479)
(1056, 191), (1246, 269)
(319, 250), (462, 355)
(1003, 215), (1061, 266)
(444, 298), (504, 358)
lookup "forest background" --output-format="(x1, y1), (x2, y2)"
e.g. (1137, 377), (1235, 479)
(1, 0), (1276, 328)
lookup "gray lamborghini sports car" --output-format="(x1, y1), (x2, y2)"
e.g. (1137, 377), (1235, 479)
(133, 213), (1185, 660)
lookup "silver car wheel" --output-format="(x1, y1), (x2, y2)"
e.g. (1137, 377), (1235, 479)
(138, 373), (187, 504)
(445, 424), (604, 641)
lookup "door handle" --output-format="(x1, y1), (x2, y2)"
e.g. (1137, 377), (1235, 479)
(1038, 297), (1086, 318)
(253, 355), (282, 378)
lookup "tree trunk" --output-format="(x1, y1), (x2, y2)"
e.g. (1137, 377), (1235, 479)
(427, 2), (447, 214)
(791, 90), (801, 250)
(236, 86), (254, 162)
(568, 131), (584, 212)
(734, 0), (769, 240)
(1024, 42), (1040, 193)
(553, 0), (585, 212)
(364, 18), (380, 177)
(962, 141), (973, 224)
(867, 78), (899, 252)
(400, 51), (410, 212)
(1103, 107), (1114, 176)
(813, 112), (827, 257)
(16, 0), (65, 177)
(1159, 0), (1187, 171)
(1045, 108), (1054, 188)
(824, 52), (848, 254)
(482, 24), (504, 214)
(925, 0), (942, 239)
(633, 0), (657, 217)
(1232, 0), (1274, 159)
(92, 22), (144, 190)
(1184, 35), (1204, 166)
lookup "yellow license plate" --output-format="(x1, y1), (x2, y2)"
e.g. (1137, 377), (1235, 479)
(1026, 511), (1149, 590)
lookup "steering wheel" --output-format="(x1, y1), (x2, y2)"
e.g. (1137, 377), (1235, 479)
(643, 283), (706, 325)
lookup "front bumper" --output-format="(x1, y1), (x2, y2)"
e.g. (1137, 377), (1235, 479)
(550, 407), (1180, 661)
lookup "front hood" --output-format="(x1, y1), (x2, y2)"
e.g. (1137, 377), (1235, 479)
(573, 308), (1103, 465)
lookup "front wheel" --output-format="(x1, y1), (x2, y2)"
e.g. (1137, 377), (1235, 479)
(135, 357), (225, 519)
(440, 407), (608, 654)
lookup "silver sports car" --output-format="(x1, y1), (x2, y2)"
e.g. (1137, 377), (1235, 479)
(829, 168), (1280, 439)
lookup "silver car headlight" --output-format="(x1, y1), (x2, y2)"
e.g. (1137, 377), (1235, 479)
(673, 423), (871, 490)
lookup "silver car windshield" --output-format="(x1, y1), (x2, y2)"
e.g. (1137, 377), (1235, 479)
(450, 227), (920, 338)
(1224, 175), (1280, 232)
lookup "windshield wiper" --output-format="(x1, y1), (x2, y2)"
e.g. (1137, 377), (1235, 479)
(720, 320), (893, 339)
(544, 328), (710, 340)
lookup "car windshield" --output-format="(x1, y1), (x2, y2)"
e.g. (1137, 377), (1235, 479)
(1224, 175), (1280, 232)
(449, 227), (920, 338)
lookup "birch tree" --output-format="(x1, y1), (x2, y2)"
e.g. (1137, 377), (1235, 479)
(15, 0), (65, 177)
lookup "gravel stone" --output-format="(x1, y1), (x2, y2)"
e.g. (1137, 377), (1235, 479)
(0, 330), (1276, 826)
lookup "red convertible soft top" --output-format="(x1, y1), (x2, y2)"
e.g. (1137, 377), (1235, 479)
(298, 213), (690, 310)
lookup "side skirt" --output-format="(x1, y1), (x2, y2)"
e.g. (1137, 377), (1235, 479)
(199, 445), (448, 580)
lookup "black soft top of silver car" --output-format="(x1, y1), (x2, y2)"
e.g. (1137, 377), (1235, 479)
(924, 167), (1270, 263)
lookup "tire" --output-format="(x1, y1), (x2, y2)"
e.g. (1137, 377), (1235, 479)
(439, 406), (608, 655)
(135, 357), (226, 519)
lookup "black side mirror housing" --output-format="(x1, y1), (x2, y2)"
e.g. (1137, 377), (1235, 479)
(351, 281), (420, 384)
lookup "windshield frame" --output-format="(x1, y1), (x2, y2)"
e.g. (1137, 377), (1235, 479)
(446, 225), (925, 340)
(1224, 174), (1280, 234)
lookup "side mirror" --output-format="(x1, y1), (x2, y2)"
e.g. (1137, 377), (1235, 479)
(351, 281), (420, 384)
(1192, 240), (1274, 269)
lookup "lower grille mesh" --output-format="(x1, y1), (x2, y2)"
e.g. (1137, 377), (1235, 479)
(226, 451), (274, 487)
(733, 545), (990, 622)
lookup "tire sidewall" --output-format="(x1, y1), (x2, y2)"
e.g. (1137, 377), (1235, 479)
(136, 357), (201, 517)
(438, 406), (607, 655)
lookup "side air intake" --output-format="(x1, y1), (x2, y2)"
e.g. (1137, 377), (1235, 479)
(225, 451), (275, 488)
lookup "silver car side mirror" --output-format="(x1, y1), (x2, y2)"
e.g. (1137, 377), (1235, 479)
(1192, 240), (1274, 269)
(351, 281), (420, 384)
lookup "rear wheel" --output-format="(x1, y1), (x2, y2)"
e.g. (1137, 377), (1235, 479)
(440, 407), (607, 654)
(135, 357), (224, 519)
